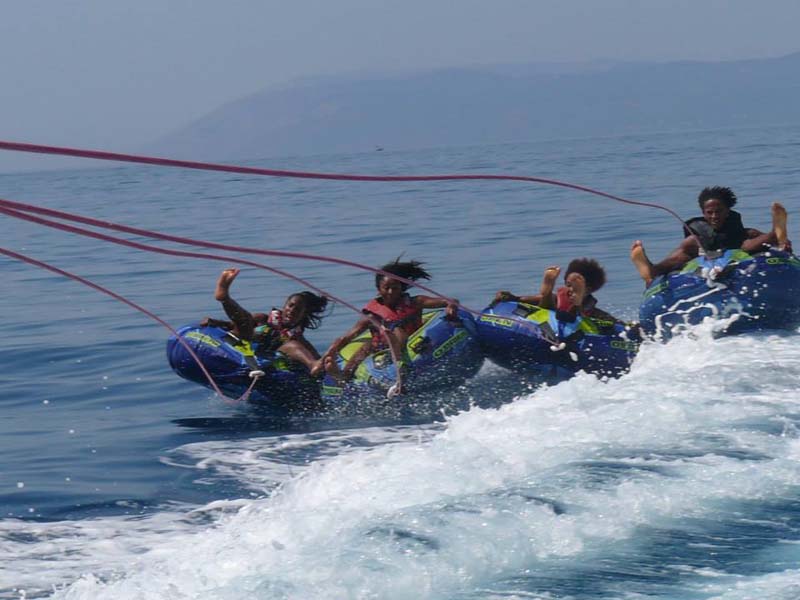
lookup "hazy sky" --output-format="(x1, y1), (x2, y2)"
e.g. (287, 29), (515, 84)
(1, 0), (799, 171)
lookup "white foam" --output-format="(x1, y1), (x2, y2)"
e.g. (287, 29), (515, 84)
(8, 329), (800, 599)
(698, 567), (800, 600)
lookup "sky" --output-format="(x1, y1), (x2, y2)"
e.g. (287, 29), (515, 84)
(1, 0), (799, 171)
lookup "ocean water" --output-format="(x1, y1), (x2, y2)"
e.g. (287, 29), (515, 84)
(1, 124), (800, 599)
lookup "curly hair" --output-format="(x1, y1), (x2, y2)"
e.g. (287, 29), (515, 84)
(375, 258), (432, 291)
(288, 291), (329, 330)
(565, 258), (606, 293)
(698, 186), (737, 209)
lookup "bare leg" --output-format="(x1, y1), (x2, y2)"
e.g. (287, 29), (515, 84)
(630, 240), (654, 286)
(297, 337), (321, 360)
(388, 328), (409, 355)
(385, 328), (409, 394)
(323, 355), (345, 381)
(538, 266), (561, 309)
(345, 341), (374, 379)
(324, 340), (371, 383)
(278, 339), (323, 374)
(743, 202), (791, 253)
(773, 202), (788, 249)
(296, 338), (325, 378)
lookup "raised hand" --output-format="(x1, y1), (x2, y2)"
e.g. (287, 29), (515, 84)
(214, 268), (240, 301)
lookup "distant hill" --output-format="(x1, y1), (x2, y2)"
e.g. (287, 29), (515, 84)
(148, 53), (800, 161)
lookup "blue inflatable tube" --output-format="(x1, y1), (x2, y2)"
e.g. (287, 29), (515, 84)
(166, 325), (321, 410)
(475, 301), (640, 382)
(321, 308), (484, 402)
(638, 249), (800, 338)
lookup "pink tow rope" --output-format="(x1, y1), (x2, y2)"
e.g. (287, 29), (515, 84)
(0, 246), (236, 399)
(0, 202), (406, 400)
(0, 138), (693, 400)
(0, 139), (687, 224)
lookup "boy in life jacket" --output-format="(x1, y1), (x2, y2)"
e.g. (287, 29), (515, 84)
(202, 268), (329, 376)
(494, 258), (621, 323)
(323, 259), (459, 384)
(631, 186), (789, 286)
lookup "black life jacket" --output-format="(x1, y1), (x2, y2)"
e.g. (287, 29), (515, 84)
(684, 210), (747, 251)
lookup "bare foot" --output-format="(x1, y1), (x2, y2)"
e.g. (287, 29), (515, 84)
(630, 240), (653, 285)
(309, 358), (325, 378)
(214, 268), (240, 301)
(323, 355), (346, 383)
(772, 202), (788, 249)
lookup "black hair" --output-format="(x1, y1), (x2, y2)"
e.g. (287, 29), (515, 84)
(375, 258), (432, 291)
(565, 258), (606, 293)
(698, 186), (737, 209)
(288, 291), (329, 330)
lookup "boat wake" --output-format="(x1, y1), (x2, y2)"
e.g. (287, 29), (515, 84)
(4, 326), (800, 599)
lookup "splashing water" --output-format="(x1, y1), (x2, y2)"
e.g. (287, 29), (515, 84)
(3, 327), (800, 599)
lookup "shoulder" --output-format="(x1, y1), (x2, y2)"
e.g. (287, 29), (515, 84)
(684, 216), (708, 237)
(724, 210), (745, 230)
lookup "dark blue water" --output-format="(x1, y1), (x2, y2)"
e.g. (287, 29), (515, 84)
(2, 125), (800, 599)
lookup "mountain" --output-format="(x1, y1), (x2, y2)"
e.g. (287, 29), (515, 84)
(148, 53), (800, 161)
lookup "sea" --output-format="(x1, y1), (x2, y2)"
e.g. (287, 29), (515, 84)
(2, 124), (800, 599)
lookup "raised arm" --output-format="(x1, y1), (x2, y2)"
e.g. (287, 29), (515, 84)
(323, 315), (372, 357)
(650, 236), (700, 278)
(537, 266), (561, 310)
(414, 295), (460, 319)
(214, 268), (256, 340)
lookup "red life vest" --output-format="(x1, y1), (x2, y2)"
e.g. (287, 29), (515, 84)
(556, 286), (598, 317)
(362, 294), (422, 344)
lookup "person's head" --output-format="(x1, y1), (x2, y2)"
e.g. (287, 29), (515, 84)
(565, 258), (606, 294)
(375, 258), (432, 306)
(282, 292), (328, 329)
(698, 186), (737, 231)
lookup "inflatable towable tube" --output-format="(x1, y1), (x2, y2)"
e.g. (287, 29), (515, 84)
(475, 301), (640, 382)
(321, 308), (484, 402)
(639, 249), (800, 338)
(167, 325), (321, 409)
